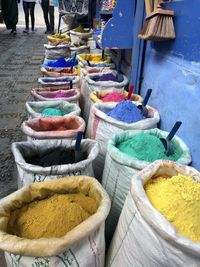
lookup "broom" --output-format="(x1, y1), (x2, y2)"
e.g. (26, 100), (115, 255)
(138, 0), (175, 41)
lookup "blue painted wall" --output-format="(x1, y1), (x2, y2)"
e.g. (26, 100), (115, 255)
(140, 0), (200, 170)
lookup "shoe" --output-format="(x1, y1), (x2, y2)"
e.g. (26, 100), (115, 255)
(23, 29), (29, 34)
(10, 29), (17, 35)
(31, 29), (37, 34)
(45, 30), (51, 34)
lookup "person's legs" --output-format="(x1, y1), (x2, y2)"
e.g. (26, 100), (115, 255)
(29, 2), (36, 31)
(49, 5), (54, 33)
(23, 1), (29, 32)
(41, 0), (50, 33)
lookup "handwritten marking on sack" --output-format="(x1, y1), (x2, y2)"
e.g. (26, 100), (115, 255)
(32, 257), (50, 267)
(33, 171), (82, 183)
(8, 253), (22, 267)
(89, 234), (99, 267)
(56, 249), (80, 267)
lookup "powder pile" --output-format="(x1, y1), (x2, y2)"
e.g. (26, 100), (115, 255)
(41, 108), (65, 116)
(9, 193), (97, 239)
(145, 174), (200, 242)
(101, 92), (125, 102)
(117, 133), (182, 162)
(92, 73), (118, 82)
(40, 91), (75, 99)
(107, 100), (145, 123)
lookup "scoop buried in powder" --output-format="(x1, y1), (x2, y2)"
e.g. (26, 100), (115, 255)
(107, 100), (146, 123)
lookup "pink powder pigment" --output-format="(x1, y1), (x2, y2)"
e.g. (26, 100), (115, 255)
(40, 91), (76, 98)
(101, 92), (126, 102)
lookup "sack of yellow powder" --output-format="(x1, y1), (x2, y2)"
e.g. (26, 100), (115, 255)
(12, 139), (100, 188)
(106, 160), (200, 267)
(0, 176), (111, 267)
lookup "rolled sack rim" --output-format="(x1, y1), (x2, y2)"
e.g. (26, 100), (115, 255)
(92, 102), (160, 130)
(130, 160), (200, 255)
(0, 176), (111, 257)
(30, 89), (80, 102)
(11, 139), (100, 175)
(106, 129), (192, 170)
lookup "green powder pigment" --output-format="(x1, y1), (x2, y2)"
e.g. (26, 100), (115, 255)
(117, 133), (183, 162)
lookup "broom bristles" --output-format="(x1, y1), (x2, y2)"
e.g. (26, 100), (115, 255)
(138, 11), (176, 41)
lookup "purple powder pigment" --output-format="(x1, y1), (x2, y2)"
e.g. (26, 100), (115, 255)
(92, 73), (118, 82)
(107, 100), (145, 124)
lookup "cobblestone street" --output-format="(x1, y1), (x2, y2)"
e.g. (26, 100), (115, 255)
(0, 22), (48, 265)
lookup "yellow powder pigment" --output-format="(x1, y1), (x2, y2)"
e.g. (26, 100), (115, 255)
(8, 193), (97, 239)
(145, 174), (200, 242)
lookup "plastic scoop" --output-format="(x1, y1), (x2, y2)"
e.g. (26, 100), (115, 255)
(117, 62), (123, 83)
(160, 121), (182, 156)
(72, 131), (84, 163)
(127, 84), (134, 100)
(87, 60), (91, 67)
(70, 52), (77, 73)
(69, 80), (73, 89)
(137, 88), (152, 117)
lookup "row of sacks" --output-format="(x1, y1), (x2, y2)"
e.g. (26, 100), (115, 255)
(1, 161), (200, 266)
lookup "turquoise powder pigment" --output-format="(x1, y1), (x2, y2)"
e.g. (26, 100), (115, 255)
(107, 100), (145, 123)
(117, 133), (182, 162)
(41, 108), (65, 117)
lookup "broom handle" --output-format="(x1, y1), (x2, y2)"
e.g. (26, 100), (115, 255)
(145, 0), (152, 16)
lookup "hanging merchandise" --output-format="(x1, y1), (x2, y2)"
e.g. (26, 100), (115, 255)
(0, 177), (110, 267)
(21, 115), (85, 140)
(12, 139), (100, 188)
(86, 103), (160, 180)
(102, 129), (192, 243)
(106, 160), (200, 267)
(27, 101), (80, 119)
(101, 0), (117, 11)
(138, 0), (175, 41)
(31, 88), (80, 103)
(81, 71), (128, 123)
(58, 0), (89, 15)
(38, 76), (80, 89)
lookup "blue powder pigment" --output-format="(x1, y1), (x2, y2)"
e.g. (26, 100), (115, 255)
(41, 108), (65, 117)
(107, 100), (146, 123)
(43, 57), (78, 69)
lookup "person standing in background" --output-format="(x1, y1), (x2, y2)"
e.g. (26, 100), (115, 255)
(2, 0), (20, 34)
(40, 0), (55, 34)
(22, 0), (36, 33)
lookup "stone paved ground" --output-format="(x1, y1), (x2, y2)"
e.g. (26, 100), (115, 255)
(0, 24), (47, 266)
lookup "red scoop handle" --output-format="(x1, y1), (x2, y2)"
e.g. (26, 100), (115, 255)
(127, 84), (134, 100)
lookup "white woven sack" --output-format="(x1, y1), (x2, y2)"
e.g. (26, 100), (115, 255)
(21, 115), (86, 140)
(38, 76), (80, 89)
(0, 176), (111, 267)
(26, 101), (81, 119)
(80, 71), (128, 123)
(11, 139), (100, 188)
(86, 103), (160, 180)
(102, 129), (192, 244)
(106, 160), (200, 267)
(70, 29), (93, 45)
(44, 44), (70, 60)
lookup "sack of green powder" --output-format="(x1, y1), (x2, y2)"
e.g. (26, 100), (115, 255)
(31, 88), (80, 103)
(26, 101), (81, 119)
(21, 115), (86, 140)
(80, 71), (128, 123)
(102, 129), (191, 243)
(11, 139), (100, 188)
(38, 76), (80, 89)
(106, 160), (200, 267)
(86, 103), (160, 181)
(0, 176), (111, 267)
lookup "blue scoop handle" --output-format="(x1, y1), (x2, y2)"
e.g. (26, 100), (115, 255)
(167, 121), (182, 141)
(69, 80), (73, 89)
(143, 89), (152, 107)
(70, 52), (77, 71)
(75, 131), (83, 151)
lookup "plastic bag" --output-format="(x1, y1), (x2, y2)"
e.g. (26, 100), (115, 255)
(26, 100), (81, 119)
(44, 44), (70, 60)
(38, 76), (80, 89)
(0, 176), (110, 267)
(12, 139), (100, 188)
(102, 129), (192, 243)
(21, 115), (86, 140)
(86, 103), (160, 180)
(106, 160), (200, 267)
(31, 88), (80, 103)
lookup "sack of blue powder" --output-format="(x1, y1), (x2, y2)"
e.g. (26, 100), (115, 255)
(85, 102), (160, 181)
(107, 100), (146, 123)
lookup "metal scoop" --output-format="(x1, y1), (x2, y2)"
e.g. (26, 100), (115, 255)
(138, 88), (152, 117)
(160, 121), (182, 156)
